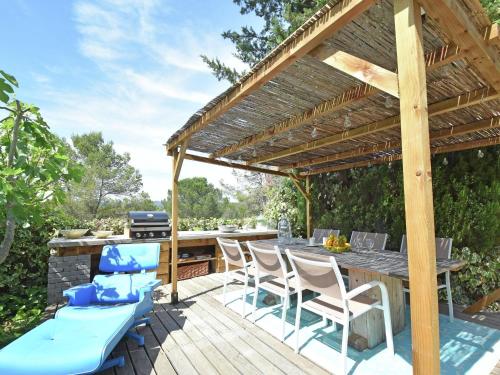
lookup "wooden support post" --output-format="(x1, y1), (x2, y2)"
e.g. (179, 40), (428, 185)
(394, 1), (440, 374)
(170, 146), (184, 304)
(306, 176), (312, 239)
(289, 174), (312, 238)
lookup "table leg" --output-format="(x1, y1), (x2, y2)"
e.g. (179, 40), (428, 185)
(348, 269), (405, 349)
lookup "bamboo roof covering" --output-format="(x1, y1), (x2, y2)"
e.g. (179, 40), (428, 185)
(166, 0), (500, 177)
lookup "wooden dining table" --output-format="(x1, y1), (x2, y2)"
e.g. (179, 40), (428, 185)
(246, 238), (466, 349)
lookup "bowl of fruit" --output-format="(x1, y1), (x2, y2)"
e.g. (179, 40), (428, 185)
(323, 234), (351, 253)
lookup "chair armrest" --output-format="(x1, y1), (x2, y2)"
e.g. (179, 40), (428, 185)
(143, 279), (162, 291)
(63, 283), (96, 306)
(345, 281), (386, 301)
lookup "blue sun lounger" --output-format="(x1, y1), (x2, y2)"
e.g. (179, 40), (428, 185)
(0, 243), (161, 375)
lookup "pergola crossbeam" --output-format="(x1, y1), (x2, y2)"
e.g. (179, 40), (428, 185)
(280, 116), (500, 171)
(300, 136), (500, 175)
(210, 43), (463, 159)
(248, 87), (499, 164)
(183, 153), (292, 178)
(418, 0), (500, 91)
(309, 46), (399, 97)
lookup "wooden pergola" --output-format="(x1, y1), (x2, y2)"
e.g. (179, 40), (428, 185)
(165, 1), (500, 373)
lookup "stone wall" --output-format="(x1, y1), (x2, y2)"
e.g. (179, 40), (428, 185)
(47, 254), (91, 304)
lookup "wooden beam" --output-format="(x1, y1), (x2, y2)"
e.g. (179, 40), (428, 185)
(167, 0), (376, 151)
(300, 136), (500, 175)
(183, 153), (293, 178)
(170, 149), (180, 304)
(309, 47), (399, 97)
(211, 83), (377, 158)
(248, 87), (499, 164)
(418, 0), (500, 91)
(210, 43), (462, 159)
(289, 174), (310, 200)
(396, 2), (439, 370)
(463, 288), (500, 314)
(280, 116), (499, 170)
(425, 43), (462, 72)
(485, 23), (500, 49)
(306, 176), (312, 239)
(173, 142), (187, 182)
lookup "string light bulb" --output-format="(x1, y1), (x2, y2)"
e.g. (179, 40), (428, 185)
(384, 95), (393, 109)
(343, 113), (351, 129)
(252, 148), (257, 158)
(311, 127), (318, 138)
(443, 157), (448, 166)
(478, 149), (484, 159)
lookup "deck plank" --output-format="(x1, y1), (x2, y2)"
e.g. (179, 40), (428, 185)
(201, 273), (333, 375)
(127, 346), (156, 375)
(162, 292), (262, 374)
(182, 275), (330, 375)
(160, 302), (242, 374)
(155, 307), (219, 374)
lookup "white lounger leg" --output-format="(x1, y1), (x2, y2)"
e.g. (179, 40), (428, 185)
(281, 294), (288, 342)
(341, 317), (350, 375)
(379, 284), (394, 356)
(252, 279), (259, 323)
(223, 270), (228, 306)
(445, 271), (454, 322)
(294, 293), (302, 353)
(242, 275), (248, 317)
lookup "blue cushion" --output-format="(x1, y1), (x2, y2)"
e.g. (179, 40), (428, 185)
(99, 243), (160, 272)
(55, 303), (137, 321)
(92, 273), (157, 303)
(0, 313), (133, 375)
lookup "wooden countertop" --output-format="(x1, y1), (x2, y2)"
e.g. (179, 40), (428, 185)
(48, 229), (278, 248)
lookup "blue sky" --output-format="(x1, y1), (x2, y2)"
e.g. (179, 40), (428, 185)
(1, 0), (261, 200)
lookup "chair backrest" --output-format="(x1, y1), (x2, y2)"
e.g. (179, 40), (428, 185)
(400, 235), (452, 259)
(286, 249), (347, 300)
(92, 273), (155, 303)
(99, 243), (160, 273)
(246, 242), (287, 279)
(350, 231), (388, 250)
(217, 237), (247, 268)
(312, 228), (340, 243)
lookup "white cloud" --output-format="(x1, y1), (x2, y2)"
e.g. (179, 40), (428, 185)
(29, 0), (250, 200)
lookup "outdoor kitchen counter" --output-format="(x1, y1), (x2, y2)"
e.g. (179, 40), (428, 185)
(48, 229), (278, 250)
(46, 229), (277, 304)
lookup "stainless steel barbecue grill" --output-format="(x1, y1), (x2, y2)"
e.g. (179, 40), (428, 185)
(127, 211), (171, 239)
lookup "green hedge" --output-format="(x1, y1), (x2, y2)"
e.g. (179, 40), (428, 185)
(311, 147), (499, 307)
(0, 208), (70, 347)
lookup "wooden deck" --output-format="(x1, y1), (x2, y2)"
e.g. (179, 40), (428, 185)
(98, 273), (329, 375)
(45, 273), (499, 375)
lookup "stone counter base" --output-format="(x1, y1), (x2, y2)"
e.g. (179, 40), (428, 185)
(47, 255), (91, 304)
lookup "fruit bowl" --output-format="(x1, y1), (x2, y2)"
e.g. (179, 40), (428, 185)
(60, 229), (89, 239)
(323, 234), (351, 253)
(324, 244), (351, 253)
(218, 224), (238, 233)
(92, 230), (113, 239)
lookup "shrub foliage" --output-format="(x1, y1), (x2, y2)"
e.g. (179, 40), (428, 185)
(310, 147), (499, 307)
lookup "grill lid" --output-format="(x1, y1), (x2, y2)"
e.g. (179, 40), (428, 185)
(128, 211), (170, 222)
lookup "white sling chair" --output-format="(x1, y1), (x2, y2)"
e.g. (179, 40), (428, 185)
(400, 235), (454, 321)
(217, 237), (254, 317)
(350, 231), (388, 251)
(246, 242), (296, 341)
(312, 228), (340, 244)
(286, 249), (394, 375)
